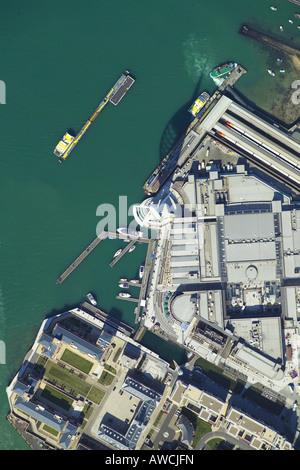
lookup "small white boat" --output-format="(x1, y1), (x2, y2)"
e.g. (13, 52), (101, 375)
(120, 278), (127, 282)
(87, 293), (97, 306)
(139, 264), (144, 279)
(119, 283), (129, 288)
(129, 245), (136, 253)
(130, 279), (139, 284)
(119, 292), (131, 298)
(114, 249), (122, 258)
(267, 69), (275, 76)
(277, 58), (282, 62)
(289, 19), (294, 24)
(280, 25), (284, 31)
(280, 69), (285, 73)
(270, 6), (277, 11)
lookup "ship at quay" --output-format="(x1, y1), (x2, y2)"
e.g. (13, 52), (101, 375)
(53, 72), (135, 162)
(7, 58), (300, 451)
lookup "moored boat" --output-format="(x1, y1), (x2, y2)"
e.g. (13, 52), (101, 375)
(119, 292), (131, 298)
(139, 264), (144, 279)
(54, 132), (75, 158)
(188, 92), (210, 117)
(87, 292), (97, 306)
(267, 69), (275, 76)
(120, 278), (127, 282)
(114, 249), (122, 258)
(119, 283), (129, 288)
(130, 279), (139, 284)
(210, 62), (237, 84)
(129, 245), (136, 252)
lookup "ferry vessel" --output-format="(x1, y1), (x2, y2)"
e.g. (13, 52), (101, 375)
(54, 132), (75, 157)
(53, 71), (134, 162)
(87, 292), (97, 306)
(188, 92), (210, 117)
(210, 63), (237, 84)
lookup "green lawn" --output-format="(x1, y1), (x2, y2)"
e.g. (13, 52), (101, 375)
(43, 424), (59, 437)
(60, 349), (93, 374)
(46, 363), (91, 396)
(87, 387), (105, 404)
(41, 385), (74, 410)
(103, 364), (117, 375)
(98, 371), (114, 386)
(181, 407), (211, 448)
(206, 437), (225, 450)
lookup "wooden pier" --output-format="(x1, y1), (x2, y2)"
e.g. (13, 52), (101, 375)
(125, 280), (142, 287)
(56, 231), (108, 283)
(115, 238), (157, 324)
(116, 295), (139, 302)
(56, 230), (150, 284)
(109, 240), (136, 267)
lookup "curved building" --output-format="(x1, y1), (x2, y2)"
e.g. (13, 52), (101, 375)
(133, 191), (179, 229)
(170, 293), (197, 325)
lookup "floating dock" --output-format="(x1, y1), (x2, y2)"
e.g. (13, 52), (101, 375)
(116, 295), (139, 303)
(109, 240), (136, 267)
(56, 230), (148, 283)
(56, 231), (108, 283)
(54, 71), (135, 161)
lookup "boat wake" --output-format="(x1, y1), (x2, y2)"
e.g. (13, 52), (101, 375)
(183, 33), (211, 80)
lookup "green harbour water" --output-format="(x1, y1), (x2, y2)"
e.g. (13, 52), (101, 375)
(0, 0), (300, 449)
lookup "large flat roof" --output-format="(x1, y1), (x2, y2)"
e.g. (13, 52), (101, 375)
(223, 212), (275, 240)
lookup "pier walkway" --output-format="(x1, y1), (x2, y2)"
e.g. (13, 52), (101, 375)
(115, 238), (157, 324)
(109, 240), (136, 267)
(116, 295), (139, 303)
(57, 71), (135, 161)
(57, 230), (150, 283)
(57, 231), (108, 283)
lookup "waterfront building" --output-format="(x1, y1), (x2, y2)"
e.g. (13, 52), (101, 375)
(170, 380), (293, 450)
(136, 85), (300, 400)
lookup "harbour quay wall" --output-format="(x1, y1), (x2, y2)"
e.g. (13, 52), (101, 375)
(240, 24), (300, 70)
